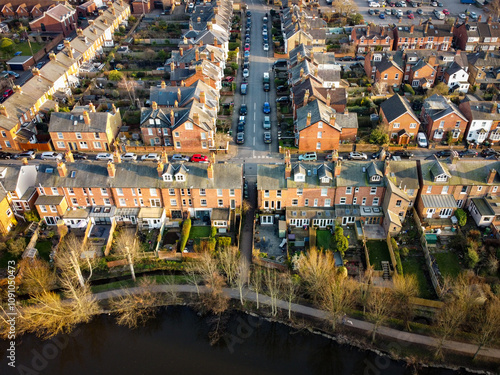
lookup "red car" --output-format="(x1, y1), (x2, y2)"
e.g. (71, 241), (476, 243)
(407, 13), (414, 18)
(244, 43), (250, 51)
(2, 89), (13, 99)
(190, 154), (208, 163)
(223, 76), (234, 82)
(443, 8), (450, 15)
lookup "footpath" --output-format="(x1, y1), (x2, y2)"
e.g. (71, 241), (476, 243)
(94, 284), (500, 361)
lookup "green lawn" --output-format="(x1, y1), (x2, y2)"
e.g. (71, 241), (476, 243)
(434, 252), (462, 278)
(35, 240), (52, 262)
(316, 230), (332, 251)
(0, 41), (45, 59)
(367, 240), (391, 270)
(188, 226), (211, 239)
(402, 256), (436, 300)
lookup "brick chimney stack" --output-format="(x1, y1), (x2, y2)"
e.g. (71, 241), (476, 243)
(107, 161), (116, 178)
(65, 150), (74, 163)
(195, 49), (200, 61)
(170, 110), (175, 126)
(487, 15), (492, 25)
(49, 52), (56, 61)
(32, 67), (40, 76)
(161, 150), (168, 164)
(384, 160), (390, 176)
(304, 89), (310, 103)
(300, 68), (304, 78)
(112, 104), (117, 114)
(180, 47), (184, 56)
(326, 92), (331, 107)
(89, 102), (96, 112)
(334, 160), (342, 177)
(193, 112), (199, 126)
(77, 28), (83, 36)
(161, 81), (166, 89)
(57, 161), (67, 177)
(491, 102), (497, 114)
(174, 100), (178, 108)
(0, 105), (8, 118)
(344, 108), (349, 115)
(487, 169), (497, 183)
(410, 25), (414, 34)
(478, 14), (482, 22)
(157, 161), (164, 177)
(113, 149), (121, 163)
(54, 102), (59, 112)
(108, 1), (115, 15)
(22, 158), (28, 165)
(306, 112), (311, 127)
(366, 26), (370, 37)
(210, 50), (215, 61)
(83, 111), (90, 125)
(207, 162), (214, 179)
(152, 101), (158, 110)
(170, 62), (175, 72)
(200, 91), (206, 104)
(425, 21), (429, 33)
(13, 85), (21, 94)
(177, 88), (182, 103)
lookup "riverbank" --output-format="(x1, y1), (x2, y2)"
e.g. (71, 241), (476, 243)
(92, 284), (500, 373)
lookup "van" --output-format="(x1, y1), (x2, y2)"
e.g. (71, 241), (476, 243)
(263, 72), (270, 84)
(433, 9), (444, 19)
(298, 152), (317, 161)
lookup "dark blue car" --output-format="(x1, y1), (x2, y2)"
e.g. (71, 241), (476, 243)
(379, 13), (386, 19)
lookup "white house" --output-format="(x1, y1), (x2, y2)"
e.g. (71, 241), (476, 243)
(444, 62), (469, 93)
(460, 100), (498, 144)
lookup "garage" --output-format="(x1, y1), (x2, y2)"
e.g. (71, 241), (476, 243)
(7, 55), (34, 71)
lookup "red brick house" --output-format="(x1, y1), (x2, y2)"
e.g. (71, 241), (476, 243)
(16, 3), (29, 18)
(1, 3), (15, 17)
(379, 94), (420, 144)
(393, 22), (454, 51)
(49, 104), (122, 153)
(77, 1), (97, 17)
(351, 25), (394, 54)
(131, 0), (150, 14)
(421, 94), (467, 142)
(29, 3), (77, 37)
(295, 99), (341, 152)
(453, 17), (500, 52)
(406, 58), (437, 89)
(364, 52), (404, 92)
(140, 101), (215, 152)
(30, 4), (43, 19)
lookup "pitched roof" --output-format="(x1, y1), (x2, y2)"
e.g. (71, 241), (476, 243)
(423, 94), (467, 122)
(380, 94), (419, 124)
(336, 161), (386, 187)
(296, 99), (341, 132)
(461, 100), (500, 121)
(49, 110), (121, 133)
(421, 194), (458, 208)
(386, 160), (420, 190)
(149, 80), (218, 109)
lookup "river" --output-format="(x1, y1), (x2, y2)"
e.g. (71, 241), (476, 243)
(1, 306), (473, 375)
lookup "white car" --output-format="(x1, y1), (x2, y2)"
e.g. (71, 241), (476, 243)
(349, 151), (368, 160)
(96, 153), (114, 161)
(141, 153), (160, 162)
(417, 132), (428, 148)
(121, 153), (137, 161)
(243, 68), (249, 78)
(369, 2), (380, 7)
(40, 152), (63, 160)
(56, 44), (64, 51)
(262, 29), (268, 36)
(263, 43), (269, 51)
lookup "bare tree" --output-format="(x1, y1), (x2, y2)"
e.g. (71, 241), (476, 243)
(472, 298), (500, 360)
(56, 234), (93, 288)
(489, 0), (500, 19)
(250, 265), (263, 309)
(294, 247), (336, 304)
(264, 268), (280, 316)
(218, 245), (239, 287)
(235, 256), (249, 305)
(110, 279), (162, 328)
(319, 276), (357, 330)
(358, 264), (374, 315)
(367, 288), (392, 343)
(391, 274), (418, 331)
(115, 229), (141, 282)
(19, 258), (57, 296)
(279, 273), (299, 320)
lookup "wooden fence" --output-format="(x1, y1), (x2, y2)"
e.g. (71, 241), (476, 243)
(385, 233), (398, 273)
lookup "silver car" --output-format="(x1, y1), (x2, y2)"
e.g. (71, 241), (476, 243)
(121, 153), (137, 161)
(96, 153), (114, 161)
(141, 153), (160, 162)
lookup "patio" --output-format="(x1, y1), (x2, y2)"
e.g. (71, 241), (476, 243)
(254, 223), (285, 259)
(363, 224), (386, 240)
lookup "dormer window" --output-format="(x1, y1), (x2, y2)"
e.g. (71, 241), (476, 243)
(434, 174), (448, 182)
(175, 174), (185, 181)
(163, 174), (172, 181)
(321, 177), (330, 184)
(371, 175), (381, 183)
(294, 173), (305, 182)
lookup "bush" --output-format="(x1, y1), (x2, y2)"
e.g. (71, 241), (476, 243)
(369, 128), (389, 145)
(217, 236), (231, 250)
(7, 237), (26, 257)
(178, 219), (191, 252)
(210, 226), (217, 238)
(466, 248), (479, 269)
(394, 250), (403, 275)
(228, 42), (240, 51)
(24, 210), (40, 223)
(108, 70), (123, 81)
(455, 208), (467, 227)
(403, 84), (415, 95)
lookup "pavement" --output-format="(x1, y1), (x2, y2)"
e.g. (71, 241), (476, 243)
(94, 284), (500, 361)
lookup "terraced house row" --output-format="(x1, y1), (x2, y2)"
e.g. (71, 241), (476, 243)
(256, 152), (500, 238)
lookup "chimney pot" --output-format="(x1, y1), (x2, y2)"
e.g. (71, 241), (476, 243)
(152, 101), (158, 110)
(83, 111), (90, 125)
(306, 112), (311, 127)
(107, 161), (116, 178)
(157, 161), (164, 177)
(57, 161), (67, 177)
(207, 162), (214, 179)
(334, 160), (342, 177)
(200, 91), (206, 104)
(113, 150), (121, 164)
(65, 150), (74, 163)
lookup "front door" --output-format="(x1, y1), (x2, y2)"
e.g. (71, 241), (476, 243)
(426, 208), (435, 219)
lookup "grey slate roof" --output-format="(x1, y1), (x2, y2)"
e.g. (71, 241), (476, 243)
(335, 112), (358, 129)
(35, 162), (243, 190)
(296, 99), (341, 132)
(423, 94), (467, 122)
(380, 94), (419, 124)
(386, 161), (420, 190)
(149, 80), (219, 109)
(336, 161), (386, 187)
(49, 111), (121, 134)
(421, 194), (458, 208)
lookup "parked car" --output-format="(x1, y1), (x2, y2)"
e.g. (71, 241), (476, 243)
(263, 102), (271, 114)
(298, 152), (317, 161)
(392, 150), (414, 159)
(263, 132), (271, 144)
(35, 62), (45, 69)
(263, 116), (271, 129)
(236, 132), (245, 144)
(237, 123), (245, 133)
(3, 89), (13, 99)
(244, 43), (250, 52)
(263, 43), (269, 51)
(141, 153), (160, 161)
(379, 13), (386, 18)
(276, 85), (288, 92)
(368, 9), (375, 15)
(95, 153), (114, 161)
(223, 76), (234, 82)
(56, 43), (65, 51)
(121, 153), (138, 161)
(435, 149), (454, 158)
(369, 1), (380, 7)
(470, 11), (478, 20)
(417, 132), (428, 147)
(262, 29), (268, 36)
(0, 151), (12, 159)
(240, 83), (248, 95)
(5, 71), (19, 78)
(417, 8), (423, 15)
(263, 83), (270, 92)
(442, 8), (450, 15)
(40, 152), (63, 160)
(407, 12), (414, 18)
(14, 150), (36, 160)
(459, 149), (478, 158)
(349, 151), (368, 160)
(240, 104), (247, 116)
(276, 96), (290, 103)
(190, 154), (208, 163)
(371, 149), (384, 159)
(480, 148), (500, 158)
(243, 68), (249, 78)
(72, 152), (88, 160)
